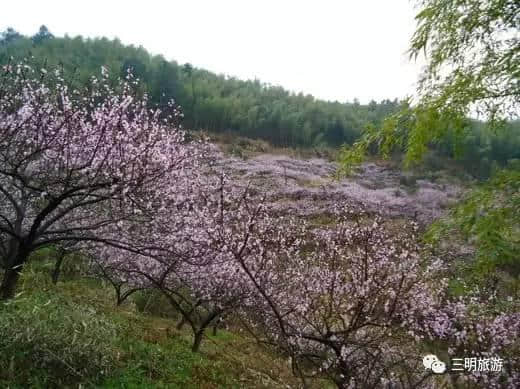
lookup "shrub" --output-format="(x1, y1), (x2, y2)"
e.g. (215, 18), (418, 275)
(0, 292), (120, 387)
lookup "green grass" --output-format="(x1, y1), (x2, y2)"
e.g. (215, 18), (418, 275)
(0, 261), (306, 388)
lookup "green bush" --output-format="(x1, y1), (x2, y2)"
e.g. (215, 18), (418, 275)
(0, 292), (120, 387)
(425, 168), (520, 299)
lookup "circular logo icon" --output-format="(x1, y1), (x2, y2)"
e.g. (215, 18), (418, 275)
(423, 354), (438, 369)
(431, 360), (447, 374)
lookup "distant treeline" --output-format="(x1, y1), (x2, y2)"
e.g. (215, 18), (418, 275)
(434, 119), (520, 179)
(1, 26), (519, 178)
(0, 26), (399, 148)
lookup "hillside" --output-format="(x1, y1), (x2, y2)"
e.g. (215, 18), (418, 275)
(0, 27), (399, 148)
(211, 144), (462, 225)
(1, 262), (310, 388)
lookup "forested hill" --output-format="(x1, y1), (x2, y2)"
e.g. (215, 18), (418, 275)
(0, 27), (400, 148)
(2, 26), (519, 179)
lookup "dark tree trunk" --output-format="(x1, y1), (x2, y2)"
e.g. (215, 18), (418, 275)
(192, 329), (204, 353)
(115, 287), (140, 306)
(1, 246), (30, 300)
(115, 289), (124, 306)
(212, 316), (224, 336)
(1, 264), (23, 300)
(190, 310), (224, 352)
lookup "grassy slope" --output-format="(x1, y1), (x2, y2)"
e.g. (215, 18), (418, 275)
(0, 261), (314, 389)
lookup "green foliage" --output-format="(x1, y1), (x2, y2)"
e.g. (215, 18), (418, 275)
(0, 258), (302, 388)
(336, 123), (380, 176)
(339, 106), (520, 182)
(0, 291), (120, 387)
(338, 102), (468, 171)
(423, 119), (520, 180)
(338, 0), (519, 176)
(102, 335), (241, 389)
(410, 0), (519, 123)
(0, 27), (22, 46)
(453, 169), (519, 274)
(0, 29), (400, 150)
(132, 289), (180, 319)
(31, 25), (54, 45)
(425, 168), (520, 287)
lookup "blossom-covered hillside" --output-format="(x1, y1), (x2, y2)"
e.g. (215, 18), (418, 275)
(213, 146), (462, 224)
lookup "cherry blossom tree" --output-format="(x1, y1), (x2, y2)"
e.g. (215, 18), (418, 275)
(235, 205), (520, 388)
(0, 62), (201, 299)
(433, 292), (520, 389)
(91, 174), (262, 352)
(234, 206), (430, 387)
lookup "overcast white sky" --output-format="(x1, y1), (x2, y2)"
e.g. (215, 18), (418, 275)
(2, 0), (424, 104)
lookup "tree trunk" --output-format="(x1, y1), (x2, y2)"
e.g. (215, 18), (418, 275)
(212, 316), (224, 336)
(115, 288), (124, 306)
(1, 265), (23, 300)
(1, 247), (29, 300)
(192, 329), (204, 353)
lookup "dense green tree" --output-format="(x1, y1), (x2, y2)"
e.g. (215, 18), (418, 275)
(0, 27), (22, 46)
(121, 57), (148, 81)
(339, 0), (519, 169)
(31, 25), (54, 45)
(150, 57), (183, 107)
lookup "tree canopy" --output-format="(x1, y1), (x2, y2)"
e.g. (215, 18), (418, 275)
(339, 0), (519, 170)
(0, 62), (197, 299)
(411, 0), (519, 123)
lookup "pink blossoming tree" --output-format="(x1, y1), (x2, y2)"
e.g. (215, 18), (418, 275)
(234, 205), (520, 388)
(91, 175), (264, 352)
(92, 173), (519, 385)
(0, 62), (202, 299)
